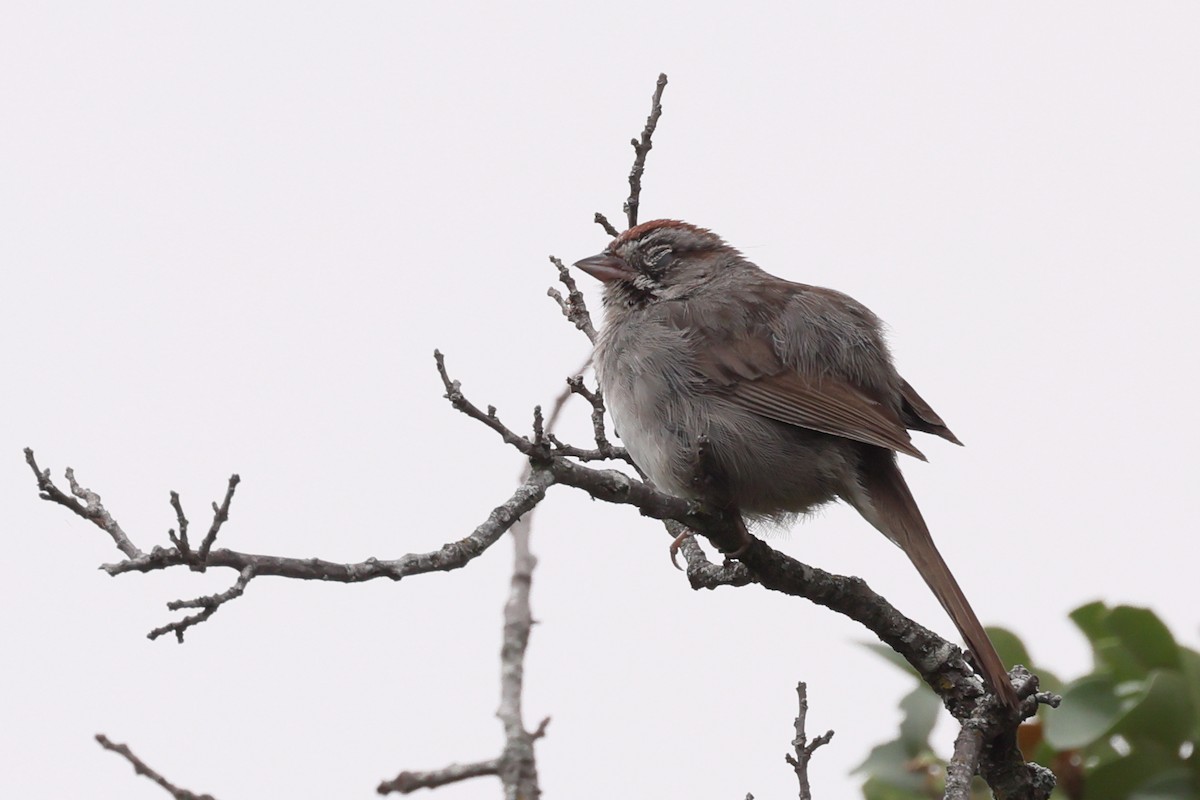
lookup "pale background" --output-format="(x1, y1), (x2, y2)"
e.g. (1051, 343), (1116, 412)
(3, 3), (1198, 798)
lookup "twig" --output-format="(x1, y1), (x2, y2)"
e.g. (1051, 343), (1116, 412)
(167, 492), (190, 557)
(28, 447), (553, 639)
(95, 734), (215, 800)
(565, 375), (616, 456)
(379, 365), (575, 798)
(783, 682), (834, 800)
(196, 474), (240, 564)
(432, 357), (1056, 797)
(673, 523), (754, 590)
(593, 211), (620, 237)
(495, 462), (544, 798)
(378, 760), (500, 795)
(546, 255), (597, 343)
(25, 448), (143, 559)
(149, 566), (255, 642)
(624, 73), (668, 229)
(944, 720), (984, 800)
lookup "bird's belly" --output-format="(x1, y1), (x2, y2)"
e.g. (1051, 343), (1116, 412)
(605, 380), (694, 498)
(605, 379), (852, 517)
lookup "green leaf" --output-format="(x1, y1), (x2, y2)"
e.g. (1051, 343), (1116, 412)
(1044, 674), (1123, 749)
(1070, 601), (1111, 644)
(861, 775), (930, 800)
(1108, 606), (1182, 671)
(1129, 768), (1200, 800)
(1114, 669), (1197, 748)
(1068, 603), (1178, 681)
(986, 626), (1032, 670)
(854, 740), (928, 791)
(1070, 602), (1142, 679)
(1083, 744), (1181, 800)
(1180, 647), (1200, 740)
(898, 685), (941, 756)
(861, 641), (920, 679)
(1095, 638), (1153, 681)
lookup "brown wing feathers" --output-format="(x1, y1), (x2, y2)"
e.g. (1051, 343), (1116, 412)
(680, 297), (1015, 707)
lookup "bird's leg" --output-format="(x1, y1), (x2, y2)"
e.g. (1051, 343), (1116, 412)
(720, 512), (753, 563)
(671, 435), (753, 566)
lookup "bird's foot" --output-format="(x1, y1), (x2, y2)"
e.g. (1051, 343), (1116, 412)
(668, 529), (693, 571)
(720, 539), (751, 564)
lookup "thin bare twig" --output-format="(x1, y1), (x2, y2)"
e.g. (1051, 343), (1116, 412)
(546, 255), (597, 343)
(378, 760), (500, 795)
(565, 375), (616, 456)
(25, 448), (143, 558)
(149, 566), (255, 642)
(593, 211), (620, 237)
(380, 368), (574, 798)
(167, 491), (190, 557)
(96, 734), (215, 800)
(624, 73), (668, 229)
(27, 447), (553, 640)
(196, 474), (240, 564)
(783, 682), (834, 800)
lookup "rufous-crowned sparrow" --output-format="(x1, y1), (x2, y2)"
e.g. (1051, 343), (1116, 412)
(575, 219), (1018, 710)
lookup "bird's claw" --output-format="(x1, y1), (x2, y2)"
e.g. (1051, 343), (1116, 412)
(668, 529), (692, 571)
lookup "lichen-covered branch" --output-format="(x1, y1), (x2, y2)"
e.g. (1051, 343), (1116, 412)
(944, 718), (984, 800)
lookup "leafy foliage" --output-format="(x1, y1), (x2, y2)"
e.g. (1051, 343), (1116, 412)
(856, 603), (1199, 799)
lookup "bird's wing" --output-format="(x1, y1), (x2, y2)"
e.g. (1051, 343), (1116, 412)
(898, 378), (962, 446)
(666, 286), (928, 460)
(729, 371), (927, 460)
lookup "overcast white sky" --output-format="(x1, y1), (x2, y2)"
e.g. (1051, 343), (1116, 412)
(4, 3), (1199, 798)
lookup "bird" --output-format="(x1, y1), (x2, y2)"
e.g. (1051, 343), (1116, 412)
(574, 218), (1018, 710)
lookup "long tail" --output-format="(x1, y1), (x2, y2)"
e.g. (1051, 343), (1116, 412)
(856, 448), (1019, 710)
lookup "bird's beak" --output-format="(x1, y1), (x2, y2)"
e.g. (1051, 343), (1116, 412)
(573, 252), (636, 283)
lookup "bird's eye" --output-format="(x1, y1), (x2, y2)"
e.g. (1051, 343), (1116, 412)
(643, 244), (674, 272)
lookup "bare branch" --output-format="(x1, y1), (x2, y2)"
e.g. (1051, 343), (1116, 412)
(672, 523), (754, 590)
(104, 472), (554, 584)
(95, 734), (215, 800)
(495, 469), (543, 798)
(624, 73), (668, 228)
(197, 474), (240, 564)
(432, 359), (1057, 796)
(945, 719), (984, 800)
(435, 351), (538, 455)
(593, 211), (620, 237)
(546, 255), (597, 343)
(377, 760), (500, 795)
(783, 682), (834, 800)
(26, 448), (144, 559)
(565, 375), (616, 456)
(167, 491), (190, 557)
(378, 367), (573, 799)
(149, 566), (255, 643)
(30, 442), (554, 642)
